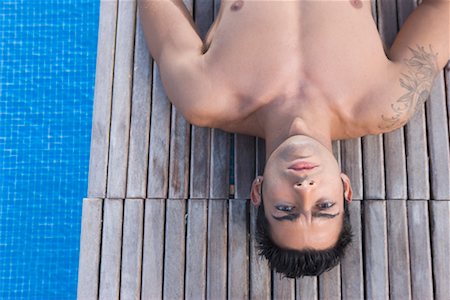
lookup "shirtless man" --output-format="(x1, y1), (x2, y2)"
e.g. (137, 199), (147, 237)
(138, 0), (450, 277)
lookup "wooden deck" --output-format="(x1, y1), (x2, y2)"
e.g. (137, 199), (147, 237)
(77, 0), (450, 299)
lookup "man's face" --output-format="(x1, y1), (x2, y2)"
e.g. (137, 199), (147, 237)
(251, 135), (352, 250)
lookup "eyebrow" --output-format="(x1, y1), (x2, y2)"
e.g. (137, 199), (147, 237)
(272, 212), (340, 222)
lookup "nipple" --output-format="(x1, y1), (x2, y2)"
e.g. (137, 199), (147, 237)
(231, 0), (244, 11)
(350, 0), (363, 9)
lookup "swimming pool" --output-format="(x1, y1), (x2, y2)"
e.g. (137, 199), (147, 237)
(0, 1), (99, 298)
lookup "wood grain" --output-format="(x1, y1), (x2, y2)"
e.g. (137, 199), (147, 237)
(272, 273), (295, 300)
(319, 265), (341, 300)
(249, 204), (271, 300)
(77, 198), (103, 300)
(408, 201), (434, 300)
(296, 276), (318, 300)
(88, 0), (118, 198)
(341, 139), (363, 200)
(363, 136), (385, 199)
(206, 199), (228, 300)
(387, 200), (411, 300)
(141, 199), (165, 300)
(430, 201), (450, 300)
(427, 73), (450, 200)
(341, 200), (364, 300)
(209, 130), (230, 199)
(126, 14), (152, 199)
(363, 200), (389, 299)
(99, 199), (124, 300)
(147, 66), (171, 198)
(234, 134), (256, 199)
(163, 199), (186, 300)
(106, 0), (136, 198)
(120, 199), (144, 300)
(185, 199), (207, 300)
(228, 199), (249, 299)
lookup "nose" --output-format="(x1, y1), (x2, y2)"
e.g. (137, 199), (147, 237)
(294, 177), (315, 187)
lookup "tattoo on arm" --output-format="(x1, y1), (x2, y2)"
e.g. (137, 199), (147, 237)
(379, 45), (438, 130)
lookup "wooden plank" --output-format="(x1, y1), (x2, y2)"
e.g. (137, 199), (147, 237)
(106, 0), (136, 198)
(185, 199), (207, 300)
(189, 126), (210, 199)
(126, 13), (153, 199)
(363, 136), (385, 199)
(387, 200), (411, 300)
(341, 200), (364, 300)
(163, 199), (186, 299)
(120, 199), (144, 300)
(296, 276), (318, 300)
(228, 199), (249, 299)
(427, 72), (450, 200)
(332, 140), (341, 167)
(147, 66), (171, 198)
(209, 130), (230, 199)
(341, 139), (363, 200)
(429, 201), (450, 300)
(141, 199), (165, 300)
(206, 199), (228, 299)
(234, 134), (256, 199)
(87, 0), (118, 198)
(195, 0), (214, 39)
(249, 204), (271, 300)
(363, 200), (389, 299)
(272, 273), (295, 300)
(397, 0), (430, 200)
(77, 198), (103, 300)
(318, 265), (340, 300)
(408, 201), (434, 300)
(99, 199), (124, 300)
(168, 107), (191, 199)
(256, 138), (266, 176)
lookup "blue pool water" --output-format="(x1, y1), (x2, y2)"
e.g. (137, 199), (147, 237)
(0, 1), (99, 298)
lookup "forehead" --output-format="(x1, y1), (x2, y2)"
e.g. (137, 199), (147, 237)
(268, 214), (343, 250)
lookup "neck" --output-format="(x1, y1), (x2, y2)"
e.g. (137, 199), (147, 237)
(263, 116), (333, 161)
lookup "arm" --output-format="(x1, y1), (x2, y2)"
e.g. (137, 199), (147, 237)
(371, 0), (450, 132)
(138, 0), (233, 127)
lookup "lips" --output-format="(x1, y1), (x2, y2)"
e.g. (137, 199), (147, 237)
(288, 161), (318, 171)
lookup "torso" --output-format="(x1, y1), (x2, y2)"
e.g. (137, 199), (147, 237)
(202, 0), (399, 138)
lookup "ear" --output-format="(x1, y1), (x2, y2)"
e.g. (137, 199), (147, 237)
(250, 176), (263, 207)
(340, 173), (353, 203)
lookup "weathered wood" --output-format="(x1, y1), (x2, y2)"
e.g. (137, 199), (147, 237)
(147, 66), (171, 198)
(427, 73), (450, 200)
(106, 0), (136, 198)
(168, 107), (191, 199)
(249, 203), (271, 300)
(398, 0), (430, 200)
(430, 201), (450, 300)
(272, 273), (295, 300)
(341, 200), (364, 300)
(126, 14), (152, 199)
(209, 130), (230, 199)
(77, 198), (103, 300)
(318, 265), (340, 300)
(120, 199), (144, 300)
(185, 199), (207, 300)
(296, 276), (318, 300)
(189, 126), (210, 199)
(408, 201), (434, 300)
(206, 199), (228, 299)
(256, 138), (266, 176)
(234, 134), (256, 199)
(332, 140), (341, 167)
(363, 136), (385, 199)
(141, 199), (165, 300)
(99, 199), (124, 300)
(163, 199), (186, 299)
(363, 200), (389, 299)
(341, 139), (363, 200)
(88, 0), (118, 198)
(228, 199), (249, 299)
(387, 200), (411, 300)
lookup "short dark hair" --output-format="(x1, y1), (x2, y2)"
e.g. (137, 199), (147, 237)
(255, 191), (352, 278)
